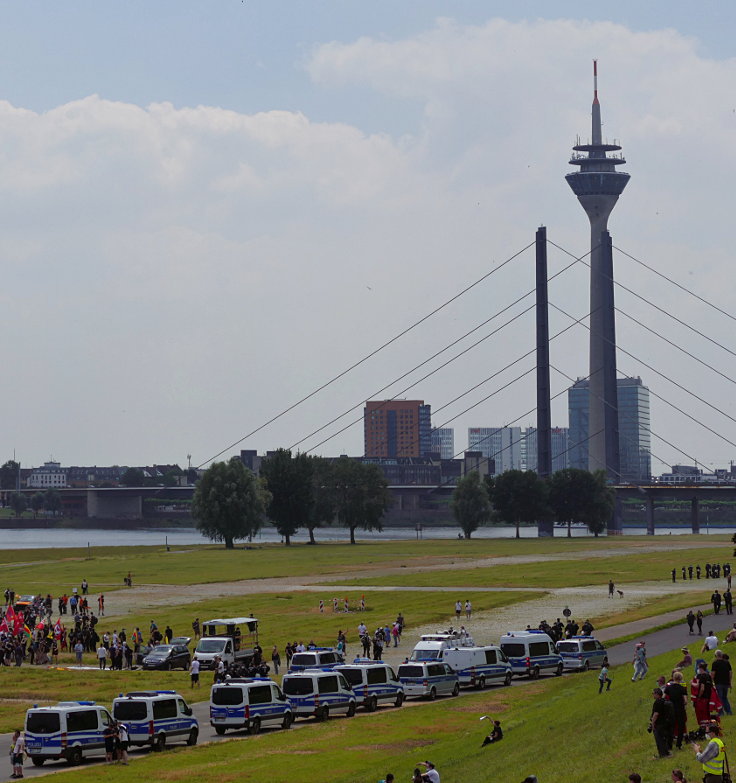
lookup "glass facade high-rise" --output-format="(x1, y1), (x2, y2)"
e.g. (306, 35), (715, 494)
(524, 427), (569, 474)
(567, 377), (651, 482)
(467, 427), (522, 475)
(430, 427), (455, 460)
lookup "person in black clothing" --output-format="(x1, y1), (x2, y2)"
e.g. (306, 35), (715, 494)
(664, 671), (688, 749)
(711, 650), (733, 716)
(712, 590), (722, 615)
(689, 565), (694, 579)
(697, 565), (702, 579)
(706, 563), (712, 579)
(725, 590), (733, 616)
(686, 611), (696, 635)
(481, 719), (503, 747)
(650, 687), (673, 758)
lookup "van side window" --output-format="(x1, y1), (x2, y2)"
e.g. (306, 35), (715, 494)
(387, 667), (399, 682)
(321, 653), (336, 664)
(318, 676), (338, 694)
(529, 642), (549, 657)
(153, 699), (177, 720)
(595, 642), (605, 651)
(271, 685), (286, 702)
(367, 667), (387, 685)
(485, 649), (497, 665)
(100, 710), (112, 726)
(67, 710), (98, 732)
(249, 686), (271, 705)
(582, 641), (596, 652)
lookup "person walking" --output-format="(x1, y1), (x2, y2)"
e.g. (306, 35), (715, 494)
(665, 671), (689, 750)
(711, 650), (732, 716)
(10, 729), (24, 779)
(725, 590), (733, 615)
(96, 642), (107, 670)
(712, 590), (722, 615)
(598, 663), (612, 693)
(189, 656), (200, 688)
(687, 611), (696, 635)
(697, 610), (704, 635)
(632, 643), (648, 681)
(608, 579), (615, 598)
(271, 646), (281, 675)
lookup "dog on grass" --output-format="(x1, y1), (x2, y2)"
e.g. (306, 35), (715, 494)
(617, 589), (624, 598)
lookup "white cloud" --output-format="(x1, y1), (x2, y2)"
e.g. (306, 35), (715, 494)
(3, 16), (736, 472)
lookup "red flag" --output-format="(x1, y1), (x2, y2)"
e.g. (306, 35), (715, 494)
(0, 617), (8, 634)
(13, 613), (24, 636)
(53, 619), (63, 639)
(5, 604), (15, 624)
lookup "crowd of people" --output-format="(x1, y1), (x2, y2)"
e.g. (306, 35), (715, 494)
(670, 562), (732, 585)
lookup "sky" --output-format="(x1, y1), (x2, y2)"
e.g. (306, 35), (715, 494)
(2, 1), (736, 474)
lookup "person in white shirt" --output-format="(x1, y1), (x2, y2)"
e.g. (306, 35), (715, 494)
(418, 761), (439, 783)
(358, 622), (367, 636)
(703, 632), (719, 652)
(97, 644), (108, 670)
(189, 656), (200, 688)
(10, 729), (25, 779)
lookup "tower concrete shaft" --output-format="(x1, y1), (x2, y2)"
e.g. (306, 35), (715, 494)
(565, 61), (629, 481)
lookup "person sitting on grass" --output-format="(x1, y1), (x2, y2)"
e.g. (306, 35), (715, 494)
(481, 719), (503, 746)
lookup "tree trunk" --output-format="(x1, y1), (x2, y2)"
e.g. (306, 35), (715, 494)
(350, 526), (356, 544)
(284, 533), (291, 546)
(515, 520), (520, 539)
(307, 527), (316, 545)
(224, 536), (234, 549)
(464, 530), (471, 539)
(567, 520), (571, 539)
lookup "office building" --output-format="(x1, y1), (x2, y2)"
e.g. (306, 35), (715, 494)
(524, 427), (569, 474)
(567, 377), (651, 482)
(364, 400), (431, 458)
(467, 427), (522, 475)
(430, 428), (455, 460)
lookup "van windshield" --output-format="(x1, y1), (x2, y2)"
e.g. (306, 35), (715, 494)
(282, 678), (313, 696)
(113, 701), (147, 721)
(26, 712), (60, 734)
(500, 644), (525, 658)
(196, 639), (226, 654)
(411, 649), (440, 661)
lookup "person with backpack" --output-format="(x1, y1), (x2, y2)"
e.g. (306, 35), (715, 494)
(650, 687), (674, 758)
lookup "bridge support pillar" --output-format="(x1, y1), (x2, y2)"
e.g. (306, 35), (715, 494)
(691, 496), (700, 534)
(607, 496), (623, 535)
(646, 498), (655, 535)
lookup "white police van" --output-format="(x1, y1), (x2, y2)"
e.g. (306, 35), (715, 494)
(281, 669), (356, 720)
(396, 661), (460, 700)
(25, 702), (114, 766)
(499, 630), (564, 678)
(557, 636), (607, 671)
(112, 690), (198, 750)
(334, 659), (405, 711)
(442, 645), (513, 688)
(209, 677), (293, 734)
(287, 647), (344, 672)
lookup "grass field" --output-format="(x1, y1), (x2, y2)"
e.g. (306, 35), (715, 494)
(28, 645), (726, 783)
(326, 544), (733, 588)
(107, 588), (544, 651)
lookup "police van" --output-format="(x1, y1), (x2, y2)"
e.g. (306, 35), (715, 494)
(25, 702), (114, 766)
(442, 645), (513, 688)
(112, 690), (198, 750)
(556, 636), (607, 671)
(334, 659), (405, 711)
(499, 631), (564, 678)
(396, 661), (460, 700)
(287, 647), (344, 672)
(281, 669), (356, 720)
(209, 677), (293, 734)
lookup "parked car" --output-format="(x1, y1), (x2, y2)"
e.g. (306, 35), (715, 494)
(142, 643), (191, 670)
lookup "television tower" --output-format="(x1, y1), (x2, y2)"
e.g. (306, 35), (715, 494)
(566, 61), (629, 482)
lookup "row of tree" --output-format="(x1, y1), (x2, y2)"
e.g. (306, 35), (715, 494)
(5, 489), (62, 517)
(452, 468), (614, 538)
(192, 451), (390, 548)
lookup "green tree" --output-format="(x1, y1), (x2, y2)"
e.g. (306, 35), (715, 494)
(330, 457), (390, 544)
(451, 471), (491, 539)
(548, 468), (614, 537)
(0, 460), (19, 490)
(9, 492), (27, 517)
(120, 467), (145, 487)
(192, 457), (270, 549)
(30, 492), (45, 517)
(44, 489), (62, 516)
(306, 456), (336, 544)
(486, 469), (550, 539)
(261, 449), (314, 545)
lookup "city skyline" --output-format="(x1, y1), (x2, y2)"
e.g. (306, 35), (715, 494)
(1, 5), (735, 471)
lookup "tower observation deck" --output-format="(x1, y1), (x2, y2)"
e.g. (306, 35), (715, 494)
(566, 61), (630, 497)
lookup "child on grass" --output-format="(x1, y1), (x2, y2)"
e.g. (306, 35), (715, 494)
(598, 659), (612, 693)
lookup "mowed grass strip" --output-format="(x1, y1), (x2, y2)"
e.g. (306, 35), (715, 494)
(38, 646), (729, 783)
(105, 589), (544, 654)
(325, 544), (734, 588)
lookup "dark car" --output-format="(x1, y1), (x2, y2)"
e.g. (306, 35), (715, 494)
(141, 643), (191, 670)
